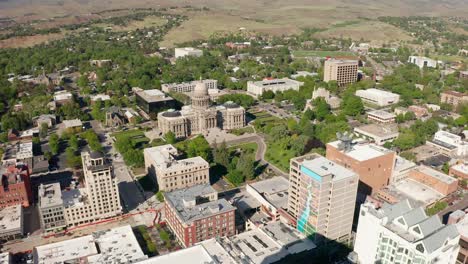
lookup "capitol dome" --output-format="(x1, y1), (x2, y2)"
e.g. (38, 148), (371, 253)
(193, 81), (208, 96)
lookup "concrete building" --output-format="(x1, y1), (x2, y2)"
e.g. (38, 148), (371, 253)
(367, 110), (396, 124)
(164, 184), (236, 247)
(0, 252), (12, 264)
(460, 71), (468, 79)
(288, 154), (358, 243)
(0, 164), (32, 208)
(134, 88), (176, 114)
(33, 225), (147, 264)
(38, 183), (66, 232)
(355, 88), (400, 107)
(138, 221), (316, 264)
(352, 200), (460, 264)
(440, 90), (468, 108)
(158, 82), (245, 138)
(291, 71), (318, 79)
(90, 94), (111, 103)
(53, 91), (73, 105)
(306, 87), (341, 109)
(33, 114), (56, 128)
(408, 56), (438, 68)
(449, 163), (468, 179)
(175, 47), (203, 59)
(323, 59), (359, 86)
(326, 140), (396, 198)
(408, 105), (429, 119)
(89, 59), (112, 67)
(143, 144), (210, 192)
(390, 155), (417, 184)
(247, 78), (303, 97)
(2, 142), (33, 169)
(245, 177), (289, 227)
(161, 79), (217, 93)
(62, 151), (121, 226)
(427, 130), (468, 157)
(0, 205), (23, 241)
(354, 123), (399, 145)
(448, 210), (468, 264)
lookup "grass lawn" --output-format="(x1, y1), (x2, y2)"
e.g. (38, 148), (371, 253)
(292, 50), (355, 58)
(228, 142), (258, 156)
(112, 129), (150, 147)
(230, 126), (254, 136)
(264, 142), (295, 172)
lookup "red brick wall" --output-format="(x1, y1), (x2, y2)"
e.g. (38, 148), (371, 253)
(409, 169), (458, 195)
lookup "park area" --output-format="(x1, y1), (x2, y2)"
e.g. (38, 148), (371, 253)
(112, 129), (150, 168)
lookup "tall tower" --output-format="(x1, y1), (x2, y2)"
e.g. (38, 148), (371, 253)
(288, 153), (358, 244)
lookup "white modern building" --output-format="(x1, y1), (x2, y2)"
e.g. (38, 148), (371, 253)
(33, 225), (147, 264)
(247, 78), (303, 97)
(427, 130), (468, 157)
(408, 56), (438, 69)
(161, 79), (217, 93)
(355, 88), (400, 107)
(352, 200), (460, 264)
(367, 110), (397, 124)
(175, 47), (203, 59)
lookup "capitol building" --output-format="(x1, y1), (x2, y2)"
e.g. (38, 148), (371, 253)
(158, 81), (246, 138)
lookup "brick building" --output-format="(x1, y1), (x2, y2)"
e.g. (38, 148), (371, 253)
(409, 166), (458, 196)
(0, 164), (32, 208)
(164, 184), (236, 247)
(323, 59), (359, 86)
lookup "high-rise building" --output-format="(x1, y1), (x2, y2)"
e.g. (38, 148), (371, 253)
(144, 144), (210, 192)
(164, 184), (236, 247)
(38, 183), (66, 232)
(326, 140), (396, 199)
(352, 200), (460, 264)
(288, 153), (358, 243)
(62, 151), (121, 226)
(323, 59), (359, 86)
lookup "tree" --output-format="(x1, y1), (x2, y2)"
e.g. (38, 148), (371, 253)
(442, 163), (450, 174)
(186, 136), (211, 161)
(39, 123), (48, 139)
(164, 131), (177, 144)
(49, 134), (60, 155)
(261, 90), (275, 100)
(69, 135), (79, 151)
(291, 135), (310, 155)
(82, 130), (102, 152)
(270, 124), (289, 141)
(65, 147), (81, 168)
(77, 74), (89, 89)
(226, 169), (245, 186)
(341, 95), (364, 116)
(213, 141), (229, 168)
(238, 152), (255, 181)
(312, 98), (330, 121)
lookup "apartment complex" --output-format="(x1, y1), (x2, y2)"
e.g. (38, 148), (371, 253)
(158, 82), (245, 138)
(352, 200), (460, 264)
(144, 144), (210, 192)
(61, 151), (121, 227)
(440, 90), (468, 108)
(355, 88), (400, 107)
(134, 88), (176, 114)
(288, 154), (358, 243)
(367, 110), (396, 124)
(161, 79), (217, 93)
(247, 78), (303, 97)
(174, 47), (203, 58)
(0, 164), (32, 208)
(323, 59), (359, 86)
(38, 183), (66, 232)
(164, 184), (236, 247)
(326, 140), (396, 198)
(354, 123), (399, 145)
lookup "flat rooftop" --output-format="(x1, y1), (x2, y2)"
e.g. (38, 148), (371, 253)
(38, 183), (63, 208)
(144, 145), (208, 172)
(248, 177), (289, 209)
(0, 252), (10, 264)
(34, 235), (98, 264)
(357, 88), (399, 98)
(61, 188), (84, 208)
(0, 205), (22, 234)
(391, 178), (443, 207)
(165, 184), (235, 223)
(250, 78), (302, 87)
(451, 163), (468, 174)
(301, 156), (356, 182)
(453, 210), (468, 239)
(63, 119), (82, 128)
(136, 245), (215, 264)
(355, 123), (399, 137)
(328, 141), (392, 161)
(136, 89), (173, 103)
(367, 110), (396, 119)
(414, 166), (457, 184)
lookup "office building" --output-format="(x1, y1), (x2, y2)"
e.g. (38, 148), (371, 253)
(158, 82), (245, 138)
(427, 130), (468, 157)
(164, 184), (236, 247)
(0, 205), (23, 241)
(38, 183), (66, 232)
(355, 88), (400, 107)
(408, 56), (438, 68)
(134, 88), (176, 114)
(441, 90), (468, 108)
(161, 79), (217, 93)
(409, 165), (458, 196)
(175, 47), (203, 59)
(323, 59), (359, 86)
(247, 78), (303, 97)
(448, 210), (468, 264)
(144, 144), (210, 192)
(62, 151), (121, 226)
(326, 139), (396, 198)
(33, 225), (147, 264)
(367, 110), (396, 124)
(352, 200), (460, 264)
(288, 154), (358, 243)
(0, 163), (31, 208)
(354, 123), (399, 145)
